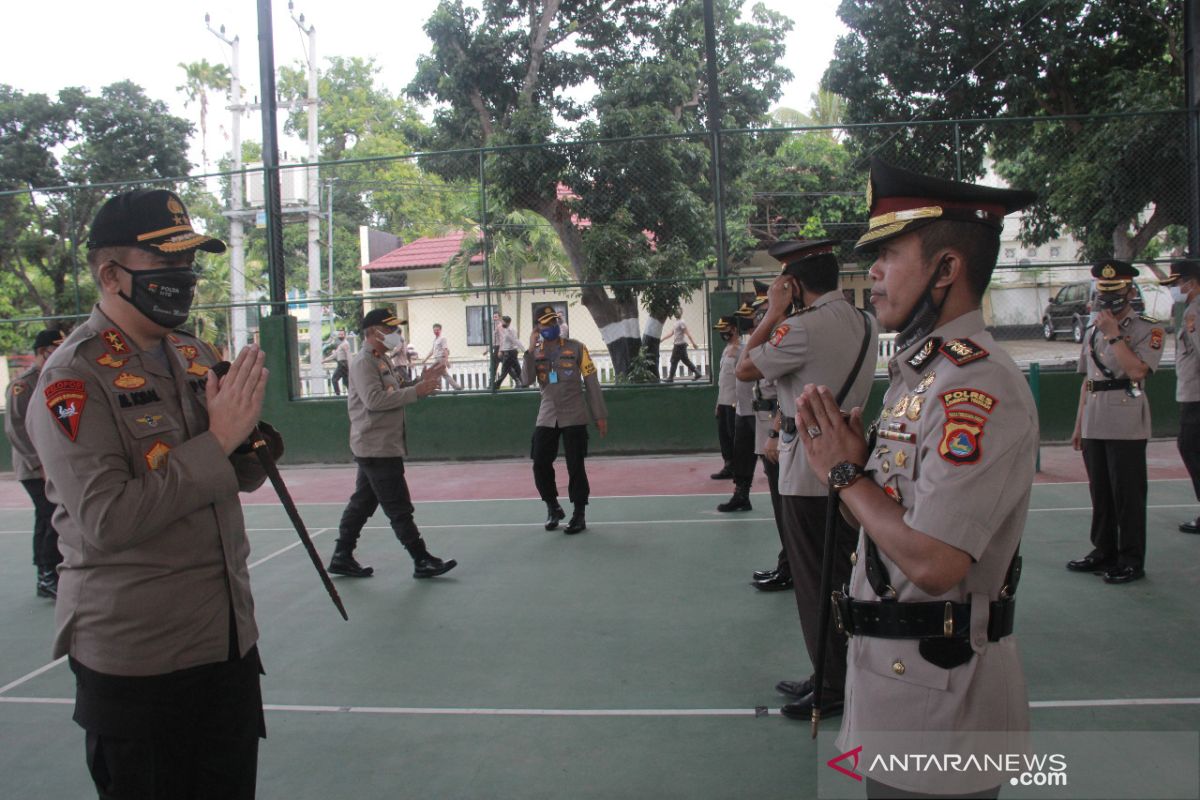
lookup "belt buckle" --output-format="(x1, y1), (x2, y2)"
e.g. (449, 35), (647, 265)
(943, 601), (954, 638)
(1086, 379), (1095, 392)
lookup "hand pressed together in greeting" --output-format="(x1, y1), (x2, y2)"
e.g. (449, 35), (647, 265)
(794, 384), (868, 486)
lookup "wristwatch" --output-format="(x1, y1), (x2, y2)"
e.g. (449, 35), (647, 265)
(828, 461), (865, 490)
(767, 430), (780, 439)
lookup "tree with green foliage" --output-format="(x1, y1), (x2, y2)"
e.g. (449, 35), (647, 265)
(824, 0), (1185, 263)
(177, 59), (231, 173)
(407, 0), (792, 374)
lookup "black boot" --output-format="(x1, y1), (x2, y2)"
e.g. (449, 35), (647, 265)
(544, 503), (566, 530)
(36, 568), (58, 599)
(407, 539), (458, 578)
(710, 464), (733, 480)
(563, 508), (587, 535)
(717, 486), (752, 512)
(328, 549), (374, 578)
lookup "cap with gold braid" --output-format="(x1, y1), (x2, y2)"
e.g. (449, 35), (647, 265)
(750, 279), (770, 308)
(536, 305), (561, 326)
(361, 308), (405, 330)
(768, 238), (838, 280)
(1160, 259), (1200, 286)
(87, 189), (226, 254)
(856, 158), (1036, 249)
(1091, 259), (1139, 292)
(713, 315), (733, 331)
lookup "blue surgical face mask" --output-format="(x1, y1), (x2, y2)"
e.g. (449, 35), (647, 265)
(1171, 285), (1189, 304)
(539, 325), (560, 341)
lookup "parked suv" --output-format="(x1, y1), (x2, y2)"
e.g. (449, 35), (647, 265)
(1042, 280), (1174, 343)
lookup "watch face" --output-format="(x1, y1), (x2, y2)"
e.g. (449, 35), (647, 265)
(830, 462), (857, 487)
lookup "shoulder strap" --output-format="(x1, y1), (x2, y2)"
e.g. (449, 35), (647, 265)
(1088, 327), (1115, 379)
(835, 309), (873, 406)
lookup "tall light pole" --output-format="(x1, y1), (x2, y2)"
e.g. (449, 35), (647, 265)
(290, 1), (324, 395)
(206, 13), (249, 354)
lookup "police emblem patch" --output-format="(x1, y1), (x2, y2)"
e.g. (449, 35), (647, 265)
(44, 379), (87, 441)
(938, 410), (986, 465)
(771, 324), (791, 346)
(1150, 328), (1164, 350)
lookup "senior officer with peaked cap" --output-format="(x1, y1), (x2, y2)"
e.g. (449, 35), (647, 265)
(795, 159), (1038, 798)
(1163, 259), (1200, 534)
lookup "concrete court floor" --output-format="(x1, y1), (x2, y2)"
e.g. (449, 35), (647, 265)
(0, 446), (1197, 799)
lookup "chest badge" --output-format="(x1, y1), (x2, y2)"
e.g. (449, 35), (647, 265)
(113, 372), (147, 390)
(894, 450), (908, 468)
(905, 395), (924, 421)
(891, 395), (910, 418)
(914, 371), (936, 394)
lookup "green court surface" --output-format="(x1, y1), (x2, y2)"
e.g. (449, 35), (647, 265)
(0, 480), (1198, 799)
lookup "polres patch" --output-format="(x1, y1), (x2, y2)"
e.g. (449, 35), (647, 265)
(771, 324), (791, 346)
(44, 379), (87, 441)
(940, 388), (997, 414)
(1150, 328), (1164, 350)
(938, 409), (986, 465)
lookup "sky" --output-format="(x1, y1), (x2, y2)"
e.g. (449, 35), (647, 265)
(1, 0), (846, 170)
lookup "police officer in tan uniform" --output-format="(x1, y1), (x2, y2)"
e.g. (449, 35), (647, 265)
(738, 239), (878, 720)
(5, 328), (64, 597)
(523, 305), (608, 534)
(748, 284), (791, 591)
(1067, 260), (1165, 583)
(29, 188), (280, 798)
(796, 160), (1037, 798)
(1161, 259), (1200, 533)
(719, 304), (760, 512)
(711, 316), (739, 479)
(663, 311), (701, 381)
(493, 315), (523, 389)
(327, 308), (458, 579)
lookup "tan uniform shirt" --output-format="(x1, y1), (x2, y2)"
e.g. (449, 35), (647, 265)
(4, 365), (42, 480)
(522, 337), (607, 428)
(734, 369), (756, 417)
(716, 344), (739, 406)
(29, 306), (267, 676)
(837, 310), (1037, 795)
(751, 292), (879, 497)
(334, 340), (351, 364)
(753, 378), (777, 456)
(1177, 299), (1200, 402)
(497, 326), (521, 352)
(348, 345), (421, 458)
(1077, 313), (1164, 439)
(430, 335), (450, 364)
(671, 322), (689, 347)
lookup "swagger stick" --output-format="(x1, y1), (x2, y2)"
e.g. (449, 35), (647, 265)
(810, 486), (840, 738)
(215, 362), (348, 621)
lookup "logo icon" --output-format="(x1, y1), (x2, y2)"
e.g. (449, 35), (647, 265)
(828, 746), (864, 782)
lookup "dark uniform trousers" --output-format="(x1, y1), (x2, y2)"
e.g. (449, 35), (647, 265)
(1081, 438), (1148, 569)
(715, 405), (736, 467)
(779, 495), (856, 694)
(336, 456), (422, 552)
(73, 642), (264, 800)
(20, 477), (61, 569)
(330, 361), (349, 395)
(531, 424), (590, 508)
(760, 456), (789, 576)
(494, 349), (522, 389)
(731, 415), (757, 490)
(1178, 402), (1200, 500)
(668, 344), (699, 379)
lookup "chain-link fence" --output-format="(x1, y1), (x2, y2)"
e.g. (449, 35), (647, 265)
(1, 111), (1193, 402)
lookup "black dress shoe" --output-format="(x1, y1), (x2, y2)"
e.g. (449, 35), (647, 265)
(781, 694), (843, 721)
(1180, 519), (1200, 534)
(35, 569), (58, 599)
(775, 679), (813, 699)
(544, 505), (566, 531)
(752, 568), (777, 581)
(328, 553), (374, 578)
(1066, 554), (1115, 574)
(752, 573), (794, 592)
(717, 489), (752, 512)
(710, 467), (733, 480)
(413, 556), (458, 578)
(563, 512), (587, 535)
(1103, 565), (1145, 584)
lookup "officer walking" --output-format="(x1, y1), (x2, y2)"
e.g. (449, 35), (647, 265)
(5, 328), (65, 597)
(1068, 260), (1164, 583)
(737, 239), (878, 718)
(493, 315), (524, 389)
(663, 310), (702, 381)
(1161, 259), (1200, 534)
(524, 305), (608, 534)
(29, 188), (280, 797)
(795, 159), (1037, 798)
(331, 330), (351, 395)
(711, 316), (739, 479)
(327, 309), (458, 580)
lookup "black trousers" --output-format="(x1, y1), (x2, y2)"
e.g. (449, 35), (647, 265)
(1081, 438), (1148, 570)
(20, 478), (61, 569)
(760, 455), (789, 576)
(73, 648), (264, 800)
(531, 424), (590, 509)
(716, 404), (736, 466)
(494, 349), (522, 389)
(779, 495), (856, 694)
(1179, 402), (1200, 501)
(330, 362), (349, 395)
(668, 344), (699, 379)
(336, 456), (422, 552)
(731, 414), (757, 490)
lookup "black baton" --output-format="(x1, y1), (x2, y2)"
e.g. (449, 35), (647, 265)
(214, 361), (349, 621)
(810, 487), (840, 738)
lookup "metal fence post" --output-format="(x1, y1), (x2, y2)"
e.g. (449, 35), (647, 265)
(1029, 361), (1041, 472)
(479, 148), (495, 393)
(954, 121), (963, 182)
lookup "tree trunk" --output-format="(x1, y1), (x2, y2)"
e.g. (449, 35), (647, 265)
(640, 313), (670, 382)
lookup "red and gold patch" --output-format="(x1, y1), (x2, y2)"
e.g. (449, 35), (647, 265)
(940, 388), (997, 414)
(175, 344), (199, 361)
(883, 483), (903, 504)
(939, 338), (989, 366)
(938, 409), (986, 466)
(113, 372), (147, 390)
(44, 379), (87, 441)
(96, 353), (128, 369)
(102, 328), (130, 355)
(580, 348), (596, 378)
(186, 362), (210, 377)
(771, 324), (791, 346)
(1150, 328), (1164, 350)
(144, 440), (171, 471)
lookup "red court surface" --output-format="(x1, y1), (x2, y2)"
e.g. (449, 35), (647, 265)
(0, 441), (1191, 508)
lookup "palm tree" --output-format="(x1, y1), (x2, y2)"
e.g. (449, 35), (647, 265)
(177, 60), (232, 172)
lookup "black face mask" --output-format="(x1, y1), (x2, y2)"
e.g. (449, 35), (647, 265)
(896, 260), (950, 350)
(112, 262), (199, 329)
(1096, 292), (1129, 313)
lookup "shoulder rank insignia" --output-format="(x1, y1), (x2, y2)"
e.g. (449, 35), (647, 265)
(101, 328), (130, 355)
(1139, 313), (1161, 324)
(44, 379), (87, 441)
(938, 409), (986, 465)
(906, 337), (942, 370)
(939, 338), (989, 366)
(96, 353), (127, 369)
(144, 440), (171, 471)
(1150, 328), (1164, 350)
(113, 372), (147, 390)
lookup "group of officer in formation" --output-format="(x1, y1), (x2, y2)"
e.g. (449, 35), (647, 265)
(5, 155), (1200, 798)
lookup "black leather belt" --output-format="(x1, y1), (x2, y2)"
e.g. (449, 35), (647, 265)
(752, 399), (778, 412)
(833, 593), (1016, 642)
(1086, 378), (1132, 392)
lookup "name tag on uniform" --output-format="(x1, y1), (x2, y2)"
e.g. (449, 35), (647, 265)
(549, 370), (558, 384)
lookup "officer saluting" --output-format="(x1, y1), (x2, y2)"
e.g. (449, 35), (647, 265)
(1162, 259), (1200, 534)
(796, 159), (1038, 798)
(1067, 260), (1164, 583)
(524, 305), (608, 534)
